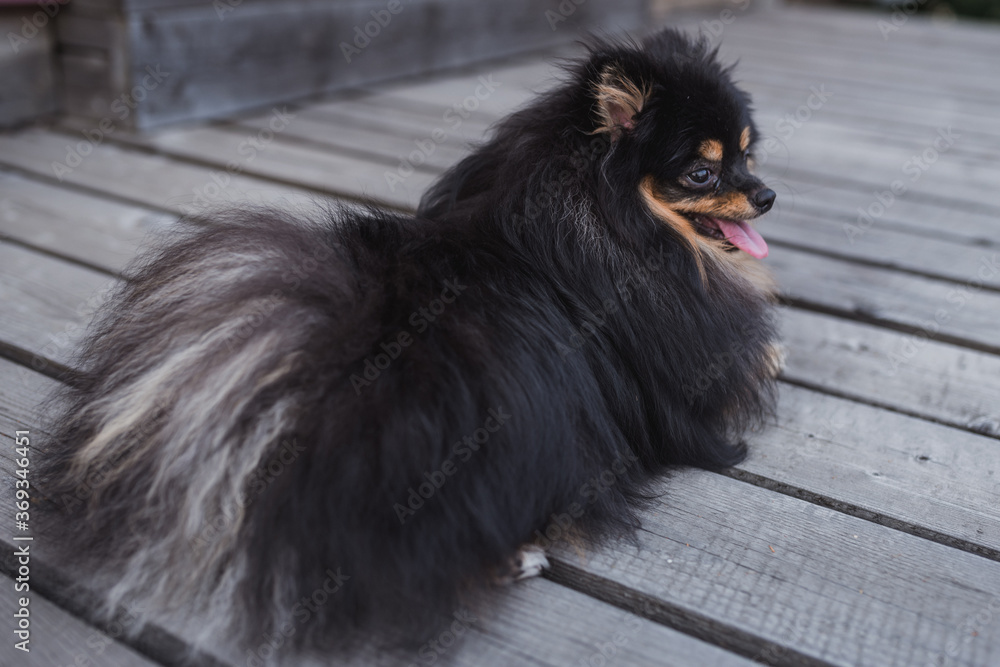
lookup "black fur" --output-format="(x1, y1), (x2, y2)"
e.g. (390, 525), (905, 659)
(40, 29), (778, 660)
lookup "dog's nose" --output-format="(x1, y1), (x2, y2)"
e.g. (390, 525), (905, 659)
(752, 188), (776, 213)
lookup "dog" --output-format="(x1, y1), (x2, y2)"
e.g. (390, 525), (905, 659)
(40, 27), (780, 661)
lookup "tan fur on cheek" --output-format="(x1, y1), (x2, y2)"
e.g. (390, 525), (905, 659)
(640, 176), (729, 285)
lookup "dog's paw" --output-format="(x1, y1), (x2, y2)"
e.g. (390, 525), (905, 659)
(496, 544), (550, 585)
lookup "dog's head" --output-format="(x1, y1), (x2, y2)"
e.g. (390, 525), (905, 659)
(587, 30), (774, 262)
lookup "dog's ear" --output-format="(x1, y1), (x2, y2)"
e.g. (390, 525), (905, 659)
(593, 65), (650, 139)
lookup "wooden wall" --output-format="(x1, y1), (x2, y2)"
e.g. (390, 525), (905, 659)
(57, 0), (649, 129)
(0, 5), (59, 128)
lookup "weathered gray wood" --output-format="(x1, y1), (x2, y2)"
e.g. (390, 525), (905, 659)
(762, 172), (1000, 247)
(762, 208), (1000, 289)
(766, 246), (1000, 355)
(0, 169), (173, 273)
(741, 76), (1000, 147)
(0, 12), (57, 127)
(548, 470), (1000, 667)
(0, 129), (320, 215)
(712, 22), (1000, 95)
(0, 574), (158, 667)
(708, 28), (1000, 107)
(780, 307), (1000, 436)
(742, 383), (1000, 556)
(64, 0), (643, 129)
(0, 242), (114, 370)
(232, 106), (468, 173)
(112, 122), (435, 210)
(737, 5), (1000, 51)
(754, 120), (1000, 213)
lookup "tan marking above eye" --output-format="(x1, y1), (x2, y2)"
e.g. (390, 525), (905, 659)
(698, 139), (723, 163)
(739, 127), (751, 152)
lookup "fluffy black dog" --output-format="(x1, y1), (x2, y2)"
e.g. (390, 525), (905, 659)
(41, 28), (780, 660)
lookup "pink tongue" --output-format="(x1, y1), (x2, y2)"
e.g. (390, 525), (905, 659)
(713, 218), (768, 259)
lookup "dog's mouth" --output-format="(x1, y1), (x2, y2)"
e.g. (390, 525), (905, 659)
(691, 215), (768, 259)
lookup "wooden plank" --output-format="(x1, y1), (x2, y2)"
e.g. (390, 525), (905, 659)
(105, 122), (434, 210)
(763, 172), (1000, 247)
(0, 129), (320, 215)
(708, 30), (1000, 106)
(740, 5), (1000, 52)
(753, 120), (1000, 213)
(779, 308), (1000, 436)
(767, 246), (1000, 354)
(428, 577), (759, 667)
(232, 106), (468, 173)
(738, 66), (1000, 141)
(762, 208), (1000, 289)
(360, 60), (562, 117)
(0, 242), (114, 370)
(0, 574), (159, 667)
(547, 470), (1000, 667)
(299, 95), (501, 147)
(735, 60), (1000, 134)
(0, 169), (173, 273)
(742, 383), (1000, 556)
(713, 20), (1000, 93)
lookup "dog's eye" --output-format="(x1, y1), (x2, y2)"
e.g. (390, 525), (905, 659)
(686, 169), (714, 186)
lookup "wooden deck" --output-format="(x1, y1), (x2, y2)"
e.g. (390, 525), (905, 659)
(2, 5), (1000, 666)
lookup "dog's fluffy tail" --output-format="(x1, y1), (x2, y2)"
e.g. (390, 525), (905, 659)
(39, 208), (480, 655)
